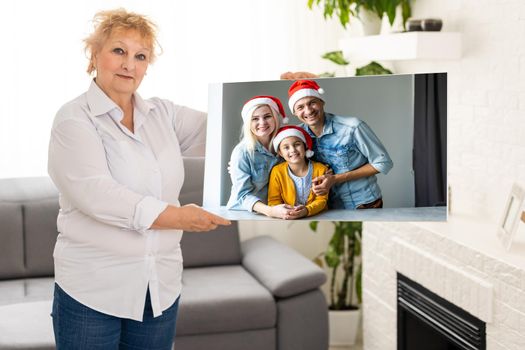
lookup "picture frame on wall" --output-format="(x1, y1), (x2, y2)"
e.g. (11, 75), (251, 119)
(497, 183), (525, 250)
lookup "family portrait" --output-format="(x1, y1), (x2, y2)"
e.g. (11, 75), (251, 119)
(203, 74), (448, 221)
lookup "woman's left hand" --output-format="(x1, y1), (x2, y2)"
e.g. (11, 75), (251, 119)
(152, 204), (230, 232)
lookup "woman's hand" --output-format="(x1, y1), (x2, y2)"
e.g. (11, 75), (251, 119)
(268, 204), (307, 220)
(268, 203), (294, 219)
(152, 204), (230, 232)
(312, 173), (336, 196)
(285, 205), (308, 220)
(280, 71), (319, 80)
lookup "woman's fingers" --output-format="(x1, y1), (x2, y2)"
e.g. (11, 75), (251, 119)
(280, 71), (319, 80)
(181, 205), (230, 232)
(271, 204), (292, 219)
(209, 212), (231, 226)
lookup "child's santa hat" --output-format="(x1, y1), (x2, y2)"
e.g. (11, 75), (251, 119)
(287, 80), (325, 113)
(272, 125), (314, 158)
(241, 95), (288, 124)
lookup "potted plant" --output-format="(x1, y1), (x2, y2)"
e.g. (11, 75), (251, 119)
(308, 0), (412, 35)
(310, 221), (363, 346)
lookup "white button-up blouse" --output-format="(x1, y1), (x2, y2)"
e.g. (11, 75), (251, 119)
(48, 80), (206, 321)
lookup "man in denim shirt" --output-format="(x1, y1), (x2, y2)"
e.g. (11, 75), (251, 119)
(287, 80), (393, 209)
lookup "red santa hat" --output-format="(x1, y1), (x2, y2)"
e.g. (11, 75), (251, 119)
(241, 95), (288, 125)
(272, 125), (314, 158)
(287, 80), (325, 113)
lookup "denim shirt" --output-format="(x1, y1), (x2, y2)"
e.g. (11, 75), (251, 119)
(227, 141), (280, 211)
(301, 113), (393, 209)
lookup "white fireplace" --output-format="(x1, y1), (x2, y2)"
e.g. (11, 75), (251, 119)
(362, 216), (525, 350)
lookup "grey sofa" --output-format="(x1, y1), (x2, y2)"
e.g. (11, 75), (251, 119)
(0, 157), (328, 350)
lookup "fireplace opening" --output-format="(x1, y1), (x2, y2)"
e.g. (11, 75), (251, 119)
(397, 273), (486, 350)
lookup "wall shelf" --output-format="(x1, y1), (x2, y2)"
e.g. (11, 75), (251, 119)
(339, 32), (462, 61)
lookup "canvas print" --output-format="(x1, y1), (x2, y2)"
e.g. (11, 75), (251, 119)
(203, 74), (447, 221)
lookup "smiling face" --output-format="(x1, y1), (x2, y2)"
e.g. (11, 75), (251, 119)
(293, 96), (325, 128)
(93, 29), (151, 100)
(249, 105), (277, 140)
(278, 136), (307, 165)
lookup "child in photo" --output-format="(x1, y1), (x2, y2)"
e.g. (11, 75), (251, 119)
(268, 125), (328, 219)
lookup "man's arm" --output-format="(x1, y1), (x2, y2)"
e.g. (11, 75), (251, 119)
(312, 163), (378, 196)
(312, 120), (392, 196)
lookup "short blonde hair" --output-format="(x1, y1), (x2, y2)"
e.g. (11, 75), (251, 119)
(84, 8), (159, 74)
(241, 104), (280, 154)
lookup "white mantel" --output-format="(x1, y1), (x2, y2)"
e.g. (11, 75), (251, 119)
(362, 215), (525, 350)
(340, 32), (462, 61)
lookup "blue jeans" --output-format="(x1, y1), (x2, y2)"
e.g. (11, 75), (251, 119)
(51, 284), (179, 350)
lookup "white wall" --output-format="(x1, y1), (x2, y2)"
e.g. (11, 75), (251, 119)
(391, 0), (525, 224)
(250, 0), (525, 333)
(0, 0), (345, 178)
(360, 1), (525, 349)
(0, 1), (350, 304)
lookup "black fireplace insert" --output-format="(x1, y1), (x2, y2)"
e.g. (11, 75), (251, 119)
(397, 273), (486, 350)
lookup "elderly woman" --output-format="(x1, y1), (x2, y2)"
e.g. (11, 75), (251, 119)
(47, 8), (229, 349)
(226, 95), (297, 219)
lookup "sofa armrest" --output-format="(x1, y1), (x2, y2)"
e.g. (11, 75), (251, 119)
(241, 235), (326, 298)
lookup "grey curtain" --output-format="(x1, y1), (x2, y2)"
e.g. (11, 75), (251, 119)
(413, 73), (447, 207)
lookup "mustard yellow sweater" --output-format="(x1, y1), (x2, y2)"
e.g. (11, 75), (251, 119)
(267, 161), (328, 217)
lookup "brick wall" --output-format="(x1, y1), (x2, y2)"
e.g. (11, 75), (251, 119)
(363, 221), (525, 350)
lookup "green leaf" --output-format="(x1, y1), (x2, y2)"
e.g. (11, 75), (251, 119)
(313, 255), (324, 268)
(355, 61), (393, 76)
(332, 226), (345, 255)
(321, 50), (350, 66)
(323, 0), (335, 18)
(355, 263), (363, 304)
(338, 0), (350, 28)
(324, 246), (340, 267)
(385, 1), (397, 25)
(318, 72), (336, 78)
(309, 221), (319, 232)
(307, 0), (315, 10)
(354, 234), (362, 256)
(401, 0), (411, 29)
(308, 0), (412, 31)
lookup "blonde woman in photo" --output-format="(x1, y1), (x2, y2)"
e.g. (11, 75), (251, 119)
(226, 95), (295, 219)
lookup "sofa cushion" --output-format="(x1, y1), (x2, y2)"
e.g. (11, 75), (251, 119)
(241, 236), (327, 298)
(181, 224), (242, 268)
(179, 157), (205, 206)
(177, 266), (276, 335)
(179, 157), (242, 268)
(0, 300), (55, 350)
(0, 202), (25, 280)
(24, 198), (59, 277)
